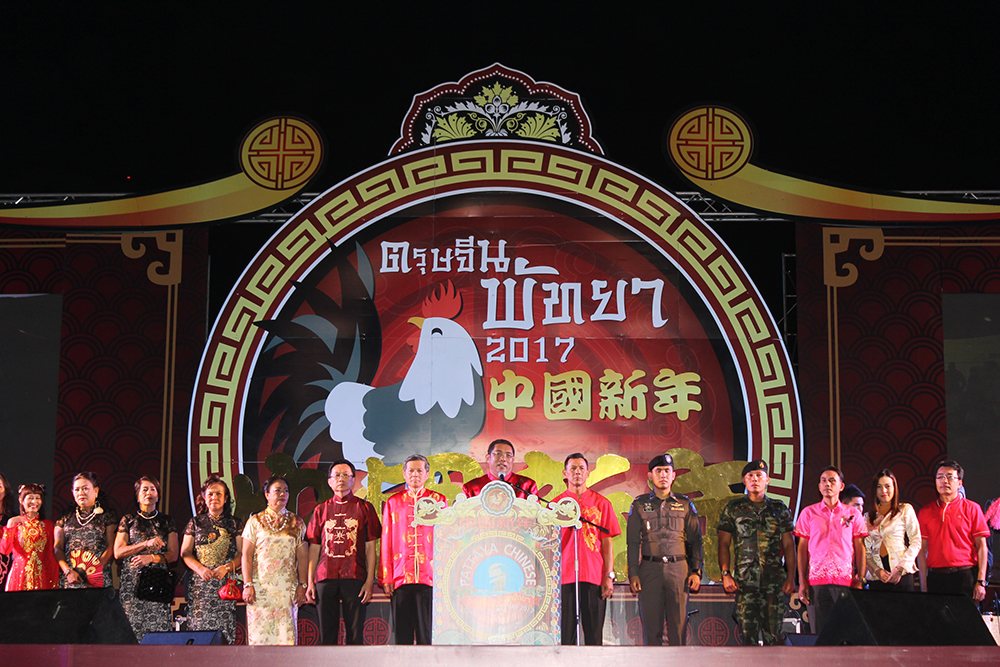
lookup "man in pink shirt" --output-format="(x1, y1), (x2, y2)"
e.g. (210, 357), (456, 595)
(552, 452), (621, 645)
(380, 454), (447, 644)
(794, 466), (866, 634)
(918, 459), (990, 601)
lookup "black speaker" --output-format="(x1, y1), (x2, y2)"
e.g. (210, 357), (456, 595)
(140, 630), (223, 645)
(816, 588), (995, 646)
(0, 588), (136, 644)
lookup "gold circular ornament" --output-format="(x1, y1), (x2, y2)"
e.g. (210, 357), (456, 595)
(240, 117), (323, 190)
(668, 106), (752, 180)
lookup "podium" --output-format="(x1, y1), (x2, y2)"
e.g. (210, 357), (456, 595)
(415, 480), (579, 645)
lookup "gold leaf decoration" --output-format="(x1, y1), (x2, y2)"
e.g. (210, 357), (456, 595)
(667, 447), (747, 582)
(474, 82), (518, 108)
(515, 113), (560, 142)
(432, 113), (477, 143)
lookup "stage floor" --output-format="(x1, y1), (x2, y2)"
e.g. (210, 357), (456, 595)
(0, 645), (996, 666)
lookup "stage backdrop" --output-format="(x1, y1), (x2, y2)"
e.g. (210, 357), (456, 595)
(188, 64), (802, 581)
(0, 230), (207, 525)
(797, 224), (1000, 507)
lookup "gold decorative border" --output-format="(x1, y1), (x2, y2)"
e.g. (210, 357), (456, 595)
(191, 142), (802, 510)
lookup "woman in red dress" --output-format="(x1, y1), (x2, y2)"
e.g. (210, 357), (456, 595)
(0, 483), (59, 591)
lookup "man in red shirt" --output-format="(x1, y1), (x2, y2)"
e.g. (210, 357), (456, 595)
(918, 459), (990, 601)
(461, 438), (538, 499)
(305, 459), (381, 644)
(380, 454), (447, 644)
(553, 452), (621, 645)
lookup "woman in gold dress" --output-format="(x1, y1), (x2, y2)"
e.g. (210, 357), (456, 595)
(241, 475), (308, 645)
(181, 475), (243, 643)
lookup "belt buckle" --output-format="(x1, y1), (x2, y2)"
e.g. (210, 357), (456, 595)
(660, 556), (669, 563)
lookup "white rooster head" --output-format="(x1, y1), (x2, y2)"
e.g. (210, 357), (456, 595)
(398, 281), (483, 418)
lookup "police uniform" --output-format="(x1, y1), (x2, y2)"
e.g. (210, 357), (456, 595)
(627, 454), (703, 646)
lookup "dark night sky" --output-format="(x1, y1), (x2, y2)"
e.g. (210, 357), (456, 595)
(3, 3), (999, 320)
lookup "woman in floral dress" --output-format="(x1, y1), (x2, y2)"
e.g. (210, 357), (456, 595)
(114, 476), (178, 641)
(54, 472), (118, 588)
(181, 475), (243, 644)
(241, 476), (308, 645)
(0, 483), (59, 590)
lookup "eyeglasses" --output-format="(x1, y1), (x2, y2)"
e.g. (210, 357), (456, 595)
(935, 474), (960, 482)
(330, 473), (354, 479)
(490, 452), (514, 460)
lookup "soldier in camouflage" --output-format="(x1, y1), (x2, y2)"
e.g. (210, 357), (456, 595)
(717, 459), (795, 645)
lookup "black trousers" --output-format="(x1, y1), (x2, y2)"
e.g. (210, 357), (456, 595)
(927, 567), (976, 597)
(316, 578), (366, 644)
(392, 583), (432, 645)
(637, 559), (688, 646)
(867, 573), (915, 592)
(561, 581), (606, 645)
(808, 584), (847, 635)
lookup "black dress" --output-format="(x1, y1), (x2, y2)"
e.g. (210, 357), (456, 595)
(56, 504), (119, 588)
(183, 513), (243, 643)
(117, 512), (177, 641)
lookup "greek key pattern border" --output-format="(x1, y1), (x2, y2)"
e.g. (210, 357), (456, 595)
(191, 142), (801, 508)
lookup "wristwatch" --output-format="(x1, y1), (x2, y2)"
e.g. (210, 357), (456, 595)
(977, 580), (988, 587)
(721, 569), (731, 578)
(606, 572), (616, 580)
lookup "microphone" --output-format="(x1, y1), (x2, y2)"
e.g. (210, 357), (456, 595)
(499, 473), (506, 482)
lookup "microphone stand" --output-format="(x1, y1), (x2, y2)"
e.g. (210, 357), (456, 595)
(499, 473), (609, 646)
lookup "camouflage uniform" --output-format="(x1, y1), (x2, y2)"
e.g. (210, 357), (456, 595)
(717, 495), (794, 645)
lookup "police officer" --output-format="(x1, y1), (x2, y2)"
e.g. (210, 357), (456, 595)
(717, 459), (795, 645)
(627, 453), (702, 646)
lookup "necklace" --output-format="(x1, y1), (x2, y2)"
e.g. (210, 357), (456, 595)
(76, 505), (98, 527)
(262, 507), (289, 532)
(137, 509), (159, 520)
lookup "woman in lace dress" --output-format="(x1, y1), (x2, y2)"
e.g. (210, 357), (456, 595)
(114, 476), (178, 641)
(54, 472), (118, 588)
(241, 476), (308, 645)
(864, 468), (921, 591)
(181, 475), (243, 643)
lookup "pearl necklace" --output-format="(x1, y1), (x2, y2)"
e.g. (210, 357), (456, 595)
(137, 509), (159, 520)
(262, 507), (289, 532)
(76, 505), (100, 527)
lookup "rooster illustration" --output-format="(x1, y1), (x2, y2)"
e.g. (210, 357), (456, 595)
(244, 244), (485, 471)
(326, 280), (485, 466)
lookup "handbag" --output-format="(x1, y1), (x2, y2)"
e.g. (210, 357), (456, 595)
(134, 565), (178, 604)
(218, 574), (243, 601)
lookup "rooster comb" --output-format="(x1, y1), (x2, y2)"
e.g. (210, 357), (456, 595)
(422, 280), (463, 320)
